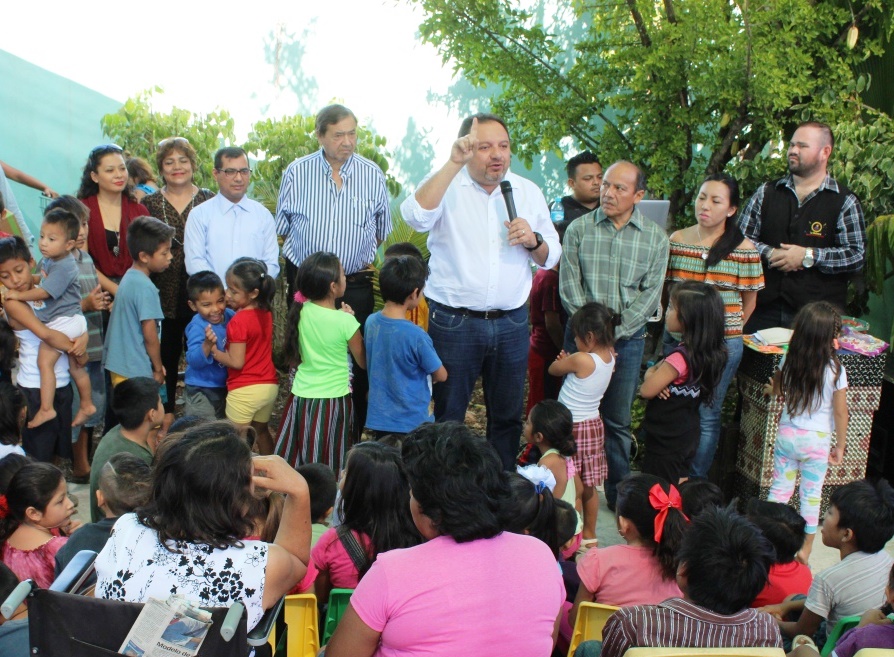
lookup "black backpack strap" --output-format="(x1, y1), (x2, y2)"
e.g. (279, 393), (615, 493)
(336, 525), (370, 575)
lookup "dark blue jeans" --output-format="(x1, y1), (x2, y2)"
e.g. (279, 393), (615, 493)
(429, 301), (528, 469)
(564, 323), (646, 506)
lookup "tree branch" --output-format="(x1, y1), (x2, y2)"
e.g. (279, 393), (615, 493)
(626, 0), (652, 47)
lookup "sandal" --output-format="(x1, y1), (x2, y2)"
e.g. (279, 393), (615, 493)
(575, 538), (599, 558)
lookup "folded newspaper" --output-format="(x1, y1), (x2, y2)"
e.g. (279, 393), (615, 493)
(119, 595), (213, 657)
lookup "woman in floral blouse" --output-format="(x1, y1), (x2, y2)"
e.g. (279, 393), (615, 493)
(141, 138), (214, 414)
(665, 173), (764, 479)
(95, 421), (311, 630)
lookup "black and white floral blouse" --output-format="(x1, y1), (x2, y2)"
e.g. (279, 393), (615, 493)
(95, 513), (268, 629)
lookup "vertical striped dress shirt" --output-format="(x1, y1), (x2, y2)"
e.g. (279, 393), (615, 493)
(275, 149), (392, 275)
(601, 597), (783, 657)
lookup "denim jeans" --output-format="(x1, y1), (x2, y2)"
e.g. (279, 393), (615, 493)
(662, 332), (744, 479)
(564, 323), (646, 506)
(429, 301), (529, 470)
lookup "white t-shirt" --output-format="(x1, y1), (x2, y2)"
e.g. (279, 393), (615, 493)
(13, 328), (71, 389)
(558, 352), (615, 422)
(779, 356), (848, 433)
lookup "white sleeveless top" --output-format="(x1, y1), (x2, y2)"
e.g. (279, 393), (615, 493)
(95, 513), (269, 630)
(13, 328), (71, 389)
(557, 352), (615, 422)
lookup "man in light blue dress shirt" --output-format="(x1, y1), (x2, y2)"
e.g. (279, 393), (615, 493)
(184, 147), (280, 283)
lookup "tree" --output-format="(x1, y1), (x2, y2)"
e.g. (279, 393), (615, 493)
(100, 88), (237, 189)
(410, 0), (894, 226)
(101, 91), (402, 214)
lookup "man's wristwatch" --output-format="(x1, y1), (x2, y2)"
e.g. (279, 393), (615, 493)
(524, 232), (544, 251)
(802, 247), (815, 268)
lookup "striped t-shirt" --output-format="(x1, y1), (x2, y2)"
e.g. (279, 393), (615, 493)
(601, 597), (783, 657)
(666, 242), (764, 337)
(805, 550), (893, 637)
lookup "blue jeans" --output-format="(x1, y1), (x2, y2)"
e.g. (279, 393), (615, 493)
(564, 323), (646, 506)
(429, 301), (529, 470)
(662, 333), (743, 479)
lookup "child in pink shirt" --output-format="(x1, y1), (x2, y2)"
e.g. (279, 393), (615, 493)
(311, 442), (420, 603)
(571, 474), (687, 625)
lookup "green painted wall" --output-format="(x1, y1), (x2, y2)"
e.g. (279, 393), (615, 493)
(1, 49), (120, 257)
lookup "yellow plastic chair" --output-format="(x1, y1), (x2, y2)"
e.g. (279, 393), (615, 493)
(623, 649), (786, 656)
(853, 650), (894, 656)
(568, 602), (620, 656)
(282, 593), (320, 657)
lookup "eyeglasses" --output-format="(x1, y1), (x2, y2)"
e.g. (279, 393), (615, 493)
(158, 137), (191, 149)
(217, 168), (251, 178)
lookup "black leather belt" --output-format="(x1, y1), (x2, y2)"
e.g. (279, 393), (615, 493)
(433, 301), (519, 320)
(345, 270), (375, 284)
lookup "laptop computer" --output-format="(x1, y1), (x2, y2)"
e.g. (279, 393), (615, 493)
(637, 199), (671, 229)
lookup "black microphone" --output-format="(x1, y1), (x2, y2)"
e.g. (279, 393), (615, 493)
(500, 180), (517, 220)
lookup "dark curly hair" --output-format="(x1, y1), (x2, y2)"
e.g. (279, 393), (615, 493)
(402, 422), (510, 543)
(137, 421), (255, 550)
(76, 145), (134, 200)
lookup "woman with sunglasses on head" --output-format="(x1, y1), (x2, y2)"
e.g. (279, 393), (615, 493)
(141, 138), (214, 415)
(77, 144), (149, 293)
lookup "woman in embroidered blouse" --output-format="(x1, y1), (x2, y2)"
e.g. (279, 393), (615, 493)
(141, 138), (214, 416)
(95, 421), (312, 631)
(77, 144), (149, 293)
(665, 174), (764, 479)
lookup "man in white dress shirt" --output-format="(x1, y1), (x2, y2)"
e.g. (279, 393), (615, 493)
(184, 147), (280, 282)
(401, 113), (561, 469)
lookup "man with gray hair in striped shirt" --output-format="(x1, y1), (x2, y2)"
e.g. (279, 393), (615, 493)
(275, 104), (392, 439)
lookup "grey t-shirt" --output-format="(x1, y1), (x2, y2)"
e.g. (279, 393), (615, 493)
(34, 253), (83, 323)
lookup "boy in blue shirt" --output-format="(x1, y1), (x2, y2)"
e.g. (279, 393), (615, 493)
(364, 255), (446, 437)
(103, 216), (174, 425)
(183, 271), (234, 419)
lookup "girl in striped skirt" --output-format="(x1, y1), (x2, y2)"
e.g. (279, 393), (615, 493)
(275, 252), (366, 472)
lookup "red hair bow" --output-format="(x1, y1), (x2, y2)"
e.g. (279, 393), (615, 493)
(293, 291), (308, 303)
(0, 494), (8, 519)
(649, 483), (688, 542)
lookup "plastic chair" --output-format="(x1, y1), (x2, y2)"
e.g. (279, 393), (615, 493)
(282, 593), (320, 657)
(567, 602), (620, 657)
(623, 649), (786, 656)
(321, 588), (354, 644)
(821, 614), (862, 656)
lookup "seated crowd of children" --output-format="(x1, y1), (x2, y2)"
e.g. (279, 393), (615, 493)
(0, 194), (891, 657)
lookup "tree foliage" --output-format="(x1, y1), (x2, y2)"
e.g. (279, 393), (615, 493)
(101, 89), (402, 214)
(410, 0), (894, 226)
(100, 87), (237, 189)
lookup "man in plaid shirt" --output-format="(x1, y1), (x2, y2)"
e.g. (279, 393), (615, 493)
(738, 121), (865, 333)
(559, 160), (669, 510)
